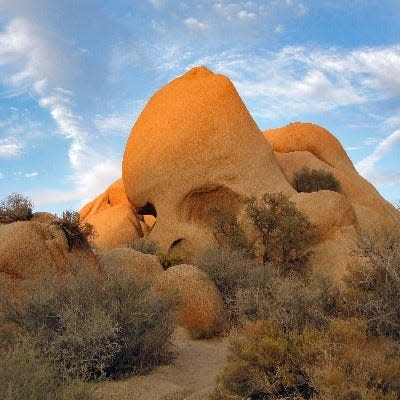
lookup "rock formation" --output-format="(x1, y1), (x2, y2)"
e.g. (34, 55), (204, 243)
(80, 67), (399, 281)
(98, 247), (163, 283)
(154, 264), (226, 338)
(80, 179), (153, 251)
(264, 122), (399, 278)
(122, 66), (293, 259)
(0, 218), (100, 295)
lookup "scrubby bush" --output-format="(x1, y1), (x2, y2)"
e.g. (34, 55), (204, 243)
(235, 269), (340, 333)
(0, 337), (93, 400)
(1, 263), (177, 381)
(198, 246), (339, 330)
(211, 206), (254, 257)
(293, 166), (341, 193)
(344, 228), (400, 339)
(53, 210), (96, 250)
(127, 237), (158, 255)
(197, 246), (254, 323)
(0, 193), (33, 223)
(246, 193), (316, 272)
(212, 318), (400, 400)
(157, 252), (183, 269)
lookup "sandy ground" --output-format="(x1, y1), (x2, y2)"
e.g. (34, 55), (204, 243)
(93, 327), (228, 400)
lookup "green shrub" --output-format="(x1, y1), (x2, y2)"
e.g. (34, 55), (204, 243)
(157, 252), (183, 269)
(53, 210), (96, 250)
(344, 229), (400, 339)
(293, 166), (341, 193)
(0, 337), (93, 400)
(1, 263), (177, 380)
(212, 319), (400, 400)
(246, 193), (316, 272)
(0, 193), (33, 224)
(127, 237), (158, 255)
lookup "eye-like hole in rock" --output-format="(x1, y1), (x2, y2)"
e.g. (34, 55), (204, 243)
(137, 202), (157, 218)
(180, 185), (241, 227)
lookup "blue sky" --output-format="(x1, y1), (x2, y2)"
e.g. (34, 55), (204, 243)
(0, 0), (399, 214)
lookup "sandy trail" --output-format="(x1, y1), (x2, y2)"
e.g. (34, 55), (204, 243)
(93, 328), (228, 400)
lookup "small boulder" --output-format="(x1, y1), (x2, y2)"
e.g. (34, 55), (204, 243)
(154, 264), (226, 339)
(98, 247), (163, 283)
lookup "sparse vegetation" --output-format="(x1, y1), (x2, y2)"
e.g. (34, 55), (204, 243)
(212, 318), (400, 400)
(344, 228), (400, 339)
(0, 337), (94, 400)
(1, 263), (177, 382)
(128, 237), (158, 255)
(293, 166), (341, 193)
(245, 192), (316, 272)
(0, 193), (33, 224)
(53, 210), (96, 250)
(157, 251), (184, 269)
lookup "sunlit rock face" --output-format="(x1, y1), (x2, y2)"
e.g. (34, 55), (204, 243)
(264, 122), (399, 279)
(122, 66), (293, 259)
(80, 179), (153, 251)
(0, 219), (101, 296)
(81, 67), (399, 280)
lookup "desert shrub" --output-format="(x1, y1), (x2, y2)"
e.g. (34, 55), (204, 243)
(212, 319), (313, 400)
(197, 246), (255, 323)
(344, 229), (400, 339)
(211, 206), (254, 257)
(53, 210), (96, 250)
(1, 263), (177, 380)
(198, 246), (339, 330)
(235, 269), (340, 333)
(293, 166), (341, 193)
(212, 318), (400, 400)
(127, 237), (158, 255)
(0, 193), (33, 223)
(157, 251), (183, 269)
(0, 337), (93, 400)
(245, 193), (316, 272)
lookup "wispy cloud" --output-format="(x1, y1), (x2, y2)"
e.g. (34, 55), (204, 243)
(148, 0), (165, 9)
(357, 129), (400, 181)
(184, 17), (207, 30)
(0, 137), (23, 158)
(0, 18), (120, 205)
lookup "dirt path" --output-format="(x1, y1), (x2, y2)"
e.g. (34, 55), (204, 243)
(93, 328), (228, 400)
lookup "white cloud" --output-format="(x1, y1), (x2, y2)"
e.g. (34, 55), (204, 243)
(24, 172), (38, 178)
(0, 137), (22, 158)
(148, 0), (165, 9)
(237, 10), (256, 19)
(275, 24), (284, 33)
(0, 172), (3, 179)
(0, 18), (121, 205)
(357, 129), (400, 179)
(184, 17), (207, 30)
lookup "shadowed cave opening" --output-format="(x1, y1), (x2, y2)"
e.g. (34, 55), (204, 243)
(138, 202), (157, 218)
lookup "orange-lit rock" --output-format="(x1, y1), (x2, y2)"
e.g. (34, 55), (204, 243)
(154, 264), (226, 338)
(122, 66), (293, 258)
(98, 247), (163, 283)
(0, 220), (101, 295)
(80, 179), (146, 251)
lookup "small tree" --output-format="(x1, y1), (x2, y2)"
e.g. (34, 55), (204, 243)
(0, 193), (33, 223)
(294, 166), (341, 193)
(53, 210), (95, 250)
(246, 193), (316, 272)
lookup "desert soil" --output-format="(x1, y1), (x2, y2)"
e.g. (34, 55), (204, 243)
(93, 327), (228, 400)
